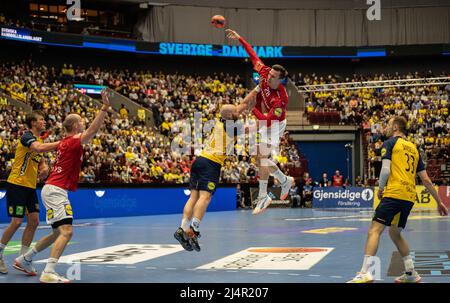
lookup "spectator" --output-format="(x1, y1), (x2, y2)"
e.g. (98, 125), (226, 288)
(302, 179), (314, 207)
(355, 176), (363, 187)
(332, 170), (343, 187)
(289, 183), (302, 208)
(237, 184), (247, 209)
(119, 104), (129, 119)
(319, 173), (329, 187)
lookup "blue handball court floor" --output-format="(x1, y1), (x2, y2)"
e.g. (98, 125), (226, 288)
(1, 208), (450, 283)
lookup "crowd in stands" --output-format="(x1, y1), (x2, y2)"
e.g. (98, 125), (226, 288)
(0, 61), (301, 185)
(0, 13), (133, 39)
(294, 71), (450, 184)
(1, 59), (448, 187)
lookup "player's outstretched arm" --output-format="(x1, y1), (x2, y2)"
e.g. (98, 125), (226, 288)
(29, 141), (60, 153)
(417, 170), (449, 216)
(236, 87), (258, 115)
(80, 89), (110, 145)
(251, 97), (285, 127)
(226, 29), (264, 72)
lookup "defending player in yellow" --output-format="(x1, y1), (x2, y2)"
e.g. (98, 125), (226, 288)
(0, 111), (59, 275)
(174, 105), (239, 252)
(348, 116), (448, 283)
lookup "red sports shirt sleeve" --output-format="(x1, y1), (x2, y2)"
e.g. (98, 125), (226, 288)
(252, 98), (286, 127)
(238, 37), (265, 73)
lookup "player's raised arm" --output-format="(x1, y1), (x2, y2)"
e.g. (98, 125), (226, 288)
(226, 29), (264, 72)
(80, 89), (110, 145)
(236, 87), (258, 115)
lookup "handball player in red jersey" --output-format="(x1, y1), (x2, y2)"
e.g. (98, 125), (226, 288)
(228, 29), (294, 215)
(15, 89), (110, 283)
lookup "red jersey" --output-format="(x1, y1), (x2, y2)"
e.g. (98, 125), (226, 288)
(238, 37), (288, 127)
(46, 135), (83, 192)
(332, 175), (343, 187)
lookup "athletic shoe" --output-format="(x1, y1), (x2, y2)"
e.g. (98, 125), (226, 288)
(0, 259), (7, 274)
(395, 271), (421, 283)
(174, 227), (193, 251)
(280, 176), (294, 200)
(186, 227), (201, 252)
(13, 257), (37, 276)
(347, 272), (374, 283)
(40, 271), (71, 283)
(252, 195), (273, 215)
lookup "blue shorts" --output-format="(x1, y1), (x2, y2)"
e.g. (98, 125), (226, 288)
(373, 197), (414, 229)
(189, 156), (221, 195)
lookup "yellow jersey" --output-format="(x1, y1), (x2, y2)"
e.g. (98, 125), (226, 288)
(7, 131), (43, 189)
(381, 136), (425, 203)
(199, 119), (235, 166)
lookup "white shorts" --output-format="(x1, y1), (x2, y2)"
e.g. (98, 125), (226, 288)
(257, 119), (287, 148)
(41, 184), (73, 227)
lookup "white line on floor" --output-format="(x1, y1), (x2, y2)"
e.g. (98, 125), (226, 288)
(87, 265), (98, 267)
(285, 215), (367, 221)
(126, 266), (136, 269)
(106, 266), (117, 268)
(268, 272), (280, 275)
(145, 267), (157, 269)
(165, 268), (177, 270)
(226, 270), (238, 273)
(330, 276), (343, 278)
(288, 273), (300, 276)
(247, 271), (259, 274)
(308, 274), (321, 277)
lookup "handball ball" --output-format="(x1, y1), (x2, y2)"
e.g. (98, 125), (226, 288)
(211, 15), (226, 28)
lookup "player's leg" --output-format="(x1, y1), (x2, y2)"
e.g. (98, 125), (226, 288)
(389, 202), (420, 283)
(40, 222), (73, 283)
(347, 220), (385, 283)
(389, 226), (420, 282)
(15, 228), (60, 276)
(182, 190), (200, 231)
(0, 217), (23, 274)
(183, 157), (220, 251)
(12, 210), (40, 275)
(20, 191), (41, 255)
(21, 213), (39, 254)
(174, 190), (199, 251)
(348, 198), (399, 283)
(266, 121), (293, 199)
(252, 153), (273, 215)
(185, 191), (212, 252)
(39, 185), (73, 283)
(0, 185), (27, 274)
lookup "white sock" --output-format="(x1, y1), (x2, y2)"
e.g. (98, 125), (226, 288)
(44, 258), (58, 273)
(0, 243), (5, 259)
(23, 247), (39, 262)
(258, 180), (269, 198)
(181, 218), (190, 232)
(272, 168), (287, 184)
(20, 245), (30, 256)
(360, 255), (373, 273)
(403, 255), (414, 273)
(191, 217), (201, 232)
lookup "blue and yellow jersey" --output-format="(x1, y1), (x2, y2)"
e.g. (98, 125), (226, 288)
(7, 131), (43, 189)
(381, 136), (425, 203)
(199, 119), (235, 166)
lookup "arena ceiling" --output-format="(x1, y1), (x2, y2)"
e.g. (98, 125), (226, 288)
(99, 0), (450, 9)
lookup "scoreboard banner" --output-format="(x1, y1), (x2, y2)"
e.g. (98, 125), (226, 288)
(2, 25), (449, 58)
